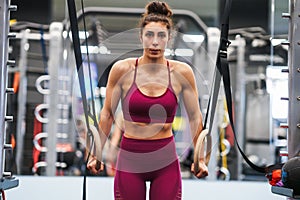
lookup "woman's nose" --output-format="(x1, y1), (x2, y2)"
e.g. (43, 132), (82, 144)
(152, 37), (159, 46)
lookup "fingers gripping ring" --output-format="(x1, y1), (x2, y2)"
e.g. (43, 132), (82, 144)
(193, 129), (212, 174)
(86, 125), (102, 168)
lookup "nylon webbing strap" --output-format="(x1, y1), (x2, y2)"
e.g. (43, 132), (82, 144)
(204, 0), (232, 132)
(67, 0), (100, 199)
(204, 0), (267, 174)
(204, 65), (222, 132)
(220, 56), (266, 173)
(203, 0), (232, 140)
(67, 0), (92, 129)
(194, 0), (232, 173)
(216, 0), (266, 173)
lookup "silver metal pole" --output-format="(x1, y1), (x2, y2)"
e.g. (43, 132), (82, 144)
(15, 29), (29, 174)
(0, 0), (19, 191)
(234, 35), (246, 180)
(0, 0), (10, 179)
(45, 22), (64, 176)
(287, 0), (300, 159)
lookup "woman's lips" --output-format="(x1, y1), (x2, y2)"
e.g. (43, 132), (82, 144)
(149, 48), (160, 54)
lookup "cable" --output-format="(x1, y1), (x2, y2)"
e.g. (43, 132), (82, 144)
(1, 190), (6, 200)
(80, 0), (98, 128)
(39, 27), (48, 74)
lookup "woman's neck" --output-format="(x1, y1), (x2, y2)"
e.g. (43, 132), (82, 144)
(139, 56), (166, 65)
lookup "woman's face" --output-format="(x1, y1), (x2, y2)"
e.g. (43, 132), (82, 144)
(141, 22), (170, 59)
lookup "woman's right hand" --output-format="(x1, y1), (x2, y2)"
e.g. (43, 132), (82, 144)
(191, 160), (209, 179)
(87, 155), (105, 175)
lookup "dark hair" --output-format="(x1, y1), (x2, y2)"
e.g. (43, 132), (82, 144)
(139, 1), (173, 33)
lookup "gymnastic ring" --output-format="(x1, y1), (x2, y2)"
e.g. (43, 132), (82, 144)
(193, 129), (212, 174)
(86, 125), (102, 168)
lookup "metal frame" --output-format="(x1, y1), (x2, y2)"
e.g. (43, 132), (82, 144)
(0, 0), (19, 194)
(287, 0), (300, 159)
(15, 29), (29, 174)
(11, 29), (51, 175)
(44, 22), (70, 176)
(271, 0), (300, 199)
(231, 36), (247, 180)
(71, 6), (208, 33)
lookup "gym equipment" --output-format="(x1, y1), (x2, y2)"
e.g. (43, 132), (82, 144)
(281, 157), (300, 194)
(0, 0), (19, 197)
(67, 0), (102, 199)
(271, 0), (300, 199)
(193, 0), (232, 174)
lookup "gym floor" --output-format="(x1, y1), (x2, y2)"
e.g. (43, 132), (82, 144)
(5, 176), (285, 200)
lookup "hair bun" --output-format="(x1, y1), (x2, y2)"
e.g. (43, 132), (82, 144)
(145, 1), (173, 18)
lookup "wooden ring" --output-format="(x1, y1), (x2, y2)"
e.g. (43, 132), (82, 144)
(86, 125), (102, 163)
(193, 129), (212, 174)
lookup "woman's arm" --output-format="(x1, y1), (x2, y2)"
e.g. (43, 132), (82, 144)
(98, 63), (123, 146)
(87, 60), (125, 174)
(179, 63), (208, 178)
(106, 113), (124, 176)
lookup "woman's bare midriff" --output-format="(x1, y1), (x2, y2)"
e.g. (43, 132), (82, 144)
(123, 120), (173, 140)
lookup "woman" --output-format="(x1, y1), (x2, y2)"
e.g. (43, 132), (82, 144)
(87, 1), (208, 199)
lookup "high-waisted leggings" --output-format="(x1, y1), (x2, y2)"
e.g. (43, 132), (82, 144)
(114, 135), (182, 200)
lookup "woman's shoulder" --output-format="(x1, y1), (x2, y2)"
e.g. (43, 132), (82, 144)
(110, 58), (137, 75)
(169, 59), (194, 75)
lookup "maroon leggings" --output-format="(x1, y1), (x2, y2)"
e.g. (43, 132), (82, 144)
(114, 136), (182, 200)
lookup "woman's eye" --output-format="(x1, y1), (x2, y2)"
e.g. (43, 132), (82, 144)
(145, 32), (154, 37)
(158, 33), (166, 38)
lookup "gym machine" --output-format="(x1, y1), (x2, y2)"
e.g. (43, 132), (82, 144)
(271, 0), (300, 199)
(0, 0), (19, 199)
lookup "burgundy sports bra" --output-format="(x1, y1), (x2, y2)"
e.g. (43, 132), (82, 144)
(122, 58), (178, 123)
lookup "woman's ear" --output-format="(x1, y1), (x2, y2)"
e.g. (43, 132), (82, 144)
(168, 31), (172, 42)
(139, 31), (143, 43)
(140, 35), (143, 43)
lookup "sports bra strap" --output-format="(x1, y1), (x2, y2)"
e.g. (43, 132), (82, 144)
(166, 60), (172, 87)
(133, 58), (138, 82)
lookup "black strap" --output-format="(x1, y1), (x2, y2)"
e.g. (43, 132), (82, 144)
(203, 0), (232, 131)
(216, 0), (268, 174)
(220, 57), (266, 173)
(67, 0), (100, 199)
(67, 0), (92, 129)
(203, 0), (232, 133)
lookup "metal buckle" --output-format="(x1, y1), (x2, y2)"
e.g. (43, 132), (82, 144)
(219, 38), (231, 58)
(219, 50), (227, 58)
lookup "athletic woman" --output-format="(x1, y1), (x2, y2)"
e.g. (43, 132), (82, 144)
(87, 1), (208, 199)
